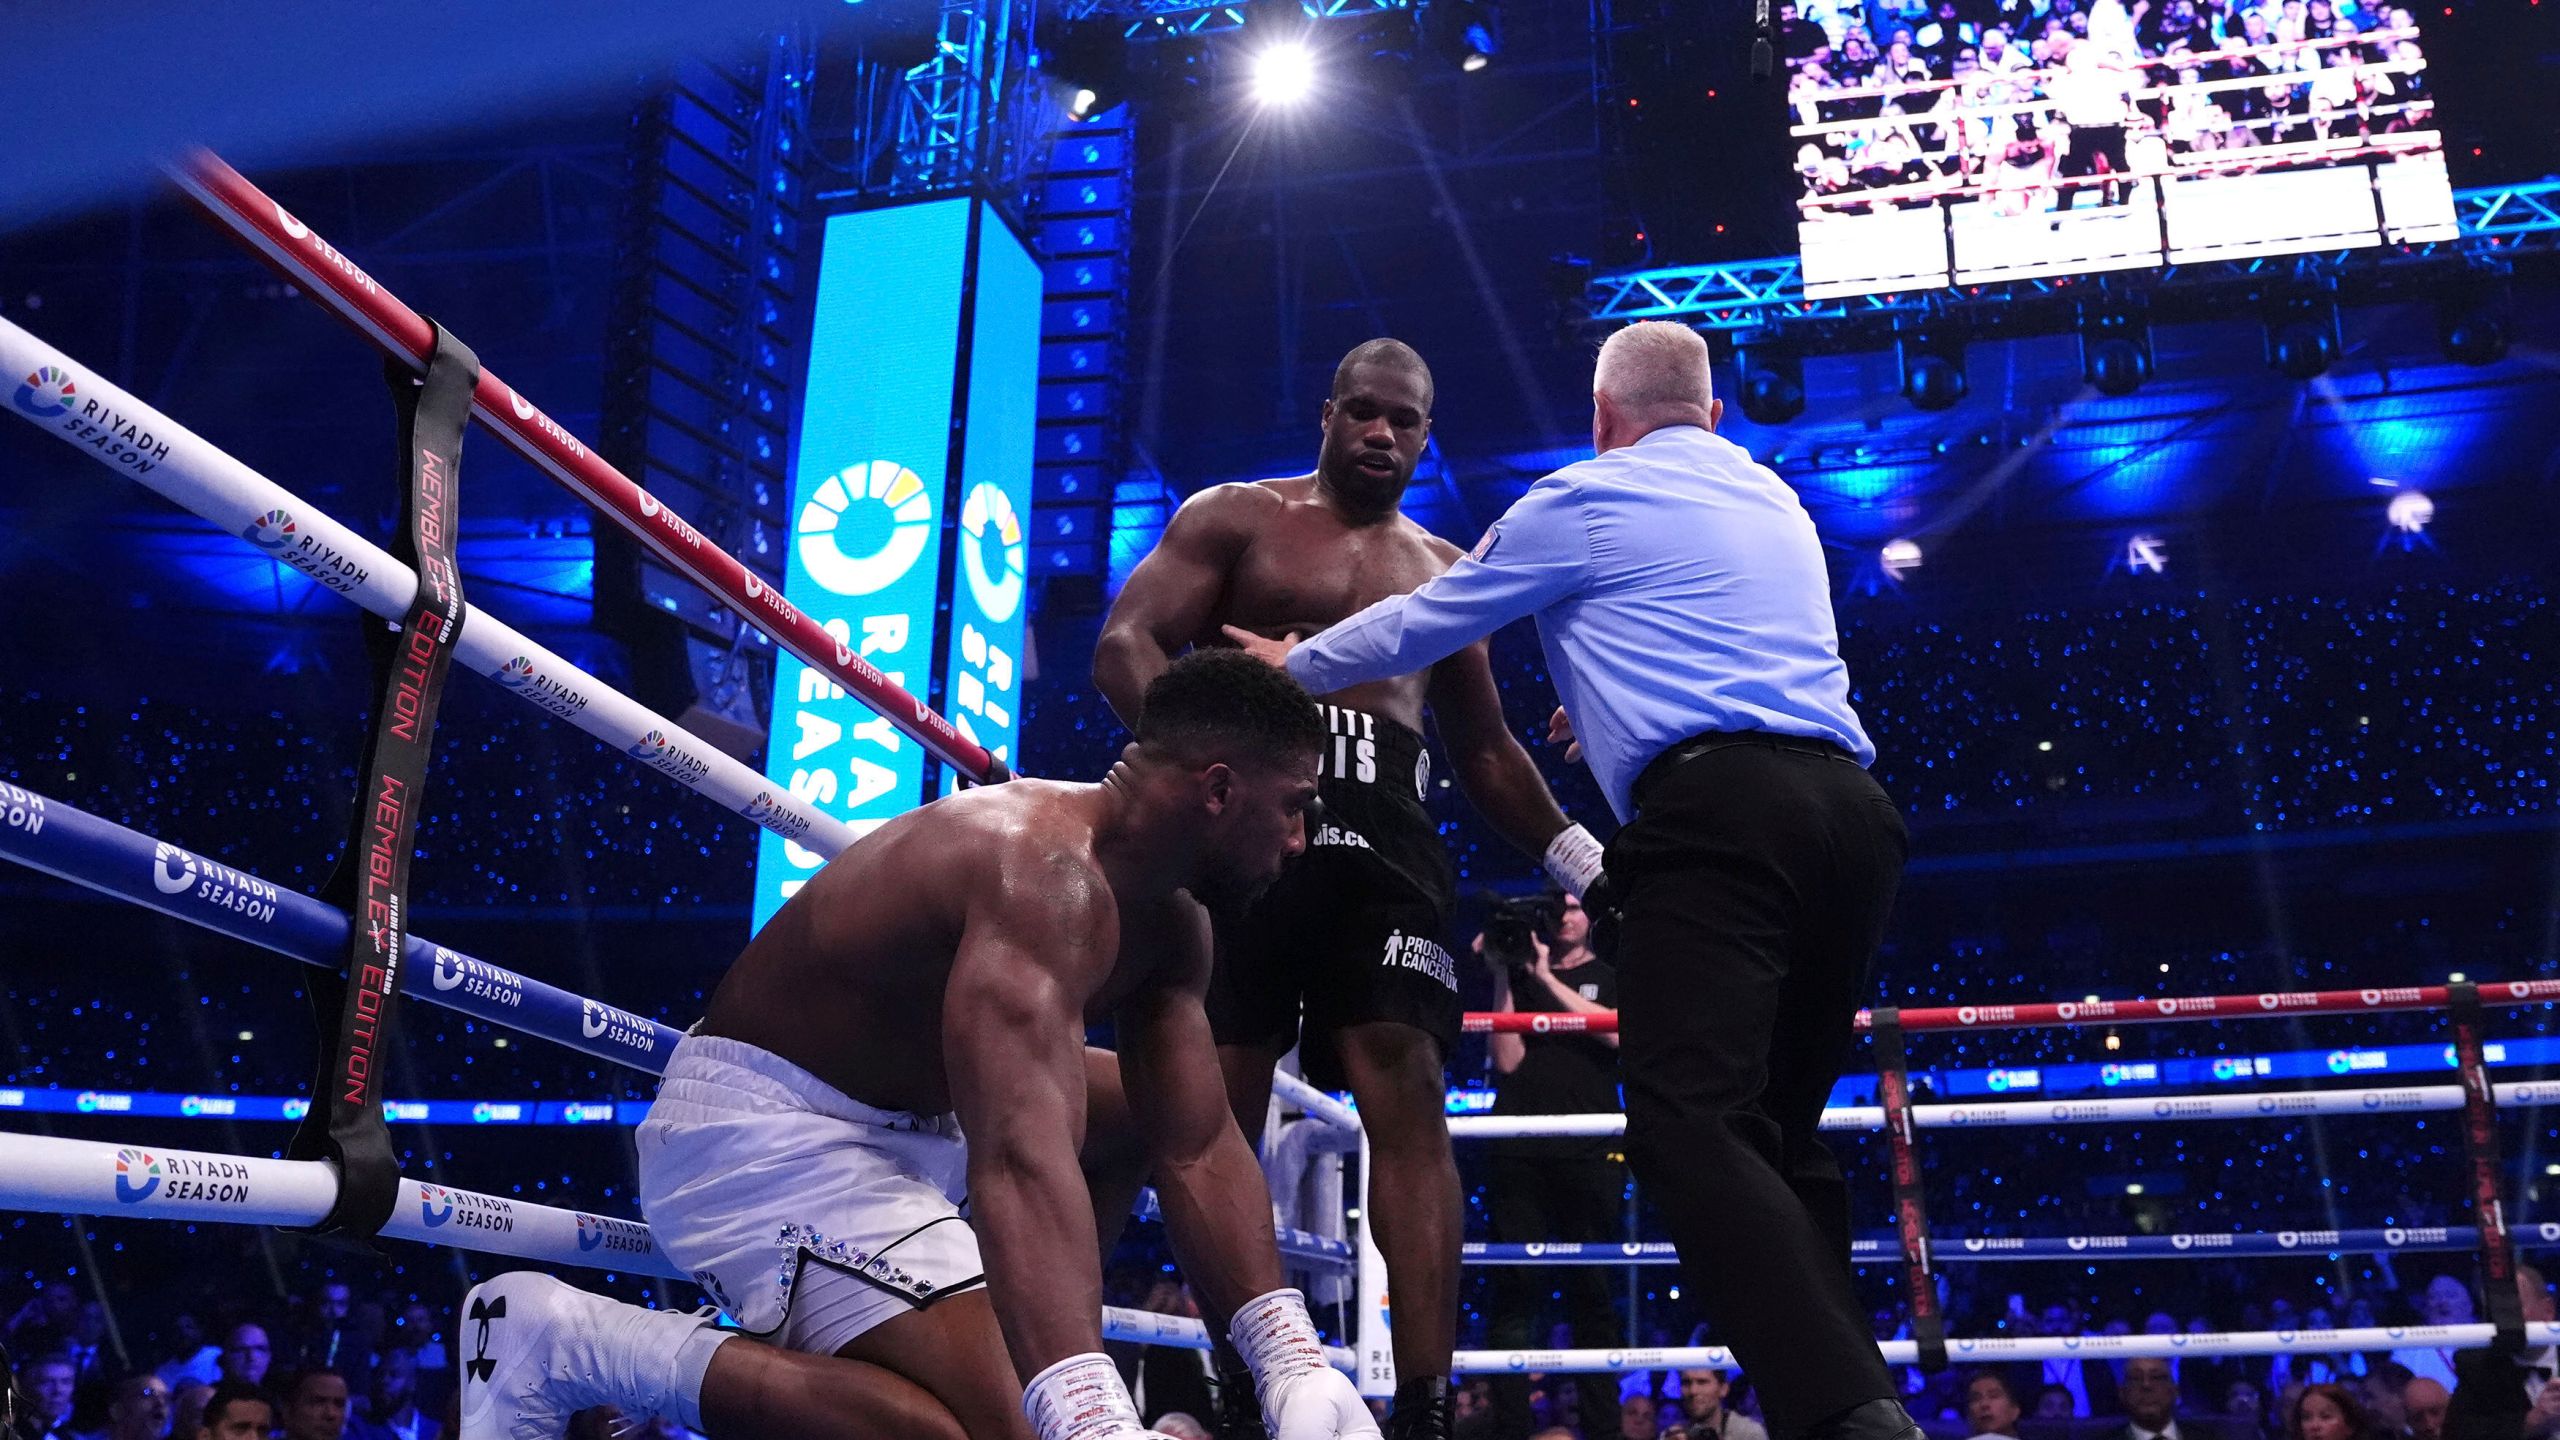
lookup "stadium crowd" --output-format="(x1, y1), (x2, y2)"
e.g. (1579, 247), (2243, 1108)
(1777, 0), (2438, 210)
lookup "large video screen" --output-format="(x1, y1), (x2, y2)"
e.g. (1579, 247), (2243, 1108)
(1779, 0), (2456, 298)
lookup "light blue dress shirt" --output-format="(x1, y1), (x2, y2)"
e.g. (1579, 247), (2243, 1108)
(1284, 424), (1874, 823)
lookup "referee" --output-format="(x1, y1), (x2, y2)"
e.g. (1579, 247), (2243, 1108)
(1225, 321), (1915, 1440)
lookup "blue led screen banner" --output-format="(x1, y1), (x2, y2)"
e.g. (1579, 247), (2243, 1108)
(755, 199), (971, 930)
(940, 211), (1042, 791)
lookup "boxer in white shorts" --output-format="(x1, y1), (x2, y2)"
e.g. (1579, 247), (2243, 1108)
(457, 651), (1381, 1440)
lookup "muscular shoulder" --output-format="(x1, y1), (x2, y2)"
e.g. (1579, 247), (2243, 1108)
(1167, 480), (1285, 542)
(940, 783), (1116, 943)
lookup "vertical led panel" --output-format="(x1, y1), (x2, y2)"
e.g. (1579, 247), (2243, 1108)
(755, 198), (970, 930)
(940, 213), (1042, 789)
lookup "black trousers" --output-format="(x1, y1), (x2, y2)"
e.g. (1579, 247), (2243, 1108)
(1609, 735), (1908, 1440)
(1484, 1149), (1628, 1440)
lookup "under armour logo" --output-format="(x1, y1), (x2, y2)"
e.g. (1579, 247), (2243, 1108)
(466, 1295), (507, 1383)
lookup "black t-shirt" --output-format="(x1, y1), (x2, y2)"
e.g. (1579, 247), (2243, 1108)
(1489, 955), (1621, 1160)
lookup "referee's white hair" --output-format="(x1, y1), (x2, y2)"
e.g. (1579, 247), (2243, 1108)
(1594, 321), (1715, 418)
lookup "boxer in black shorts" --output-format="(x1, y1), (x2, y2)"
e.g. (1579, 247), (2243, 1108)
(1096, 339), (1607, 1440)
(1214, 700), (1462, 1086)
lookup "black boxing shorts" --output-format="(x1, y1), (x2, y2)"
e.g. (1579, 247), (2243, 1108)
(1206, 703), (1460, 1091)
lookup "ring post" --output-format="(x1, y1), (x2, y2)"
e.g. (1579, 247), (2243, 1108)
(1355, 1127), (1394, 1399)
(2448, 981), (2528, 1352)
(1871, 1007), (1949, 1373)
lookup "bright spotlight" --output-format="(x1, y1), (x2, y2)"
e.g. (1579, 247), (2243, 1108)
(1070, 87), (1100, 121)
(1880, 538), (1923, 581)
(1251, 42), (1317, 106)
(2387, 490), (2435, 535)
(2125, 534), (2168, 575)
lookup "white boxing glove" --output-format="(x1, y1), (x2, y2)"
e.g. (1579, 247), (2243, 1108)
(1229, 1289), (1382, 1440)
(1022, 1352), (1181, 1440)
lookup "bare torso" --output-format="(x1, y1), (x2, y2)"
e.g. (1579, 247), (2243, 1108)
(696, 779), (1191, 1113)
(1213, 476), (1462, 733)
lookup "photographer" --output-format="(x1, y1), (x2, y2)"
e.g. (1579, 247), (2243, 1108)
(1477, 890), (1626, 1440)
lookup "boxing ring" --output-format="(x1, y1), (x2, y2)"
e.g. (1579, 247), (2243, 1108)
(3, 148), (2557, 1409)
(0, 149), (1366, 1370)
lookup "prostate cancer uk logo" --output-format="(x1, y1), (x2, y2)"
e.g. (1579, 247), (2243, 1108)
(113, 1147), (163, 1204)
(15, 365), (77, 419)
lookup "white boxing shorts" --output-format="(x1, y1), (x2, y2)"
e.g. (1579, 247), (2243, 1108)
(636, 1031), (985, 1355)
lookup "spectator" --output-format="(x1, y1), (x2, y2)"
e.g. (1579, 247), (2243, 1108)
(291, 1283), (356, 1372)
(2291, 1384), (2377, 1440)
(214, 1326), (270, 1391)
(1963, 1371), (2024, 1439)
(1453, 1379), (1498, 1440)
(96, 1373), (173, 1440)
(1119, 1279), (1212, 1425)
(2389, 1277), (2473, 1391)
(2036, 1385), (2079, 1422)
(168, 1384), (215, 1440)
(2403, 1380), (2448, 1440)
(344, 1349), (436, 1440)
(151, 1317), (220, 1392)
(192, 1383), (273, 1440)
(2230, 1380), (2272, 1440)
(2445, 1265), (2560, 1440)
(1478, 890), (1625, 1440)
(2112, 1357), (2220, 1440)
(7, 1291), (81, 1352)
(1626, 1394), (1663, 1440)
(15, 1353), (80, 1440)
(1680, 1367), (1769, 1440)
(278, 1368), (349, 1440)
(2363, 1362), (2415, 1439)
(390, 1306), (444, 1378)
(2037, 1302), (2119, 1417)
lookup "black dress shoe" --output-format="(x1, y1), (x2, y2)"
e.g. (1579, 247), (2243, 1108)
(1804, 1397), (1926, 1440)
(1385, 1376), (1451, 1440)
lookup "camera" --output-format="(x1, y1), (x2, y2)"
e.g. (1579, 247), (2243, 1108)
(1479, 892), (1562, 970)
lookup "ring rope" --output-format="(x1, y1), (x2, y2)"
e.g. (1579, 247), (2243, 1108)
(1446, 1081), (2560, 1137)
(167, 149), (1000, 785)
(1461, 980), (2560, 1036)
(1451, 1323), (2560, 1376)
(0, 1130), (1342, 1357)
(0, 316), (854, 861)
(0, 784), (683, 1070)
(1466, 1226), (2560, 1264)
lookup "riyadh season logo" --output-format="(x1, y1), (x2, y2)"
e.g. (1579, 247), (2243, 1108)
(742, 791), (779, 823)
(14, 365), (75, 419)
(114, 1147), (163, 1203)
(958, 482), (1028, 624)
(243, 509), (299, 552)
(420, 1184), (455, 1227)
(629, 730), (672, 762)
(496, 656), (538, 688)
(154, 842), (198, 895)
(799, 461), (934, 598)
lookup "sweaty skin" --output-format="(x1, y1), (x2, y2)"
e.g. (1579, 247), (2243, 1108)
(1093, 358), (1567, 854)
(696, 762), (1317, 1396)
(1091, 351), (1573, 1402)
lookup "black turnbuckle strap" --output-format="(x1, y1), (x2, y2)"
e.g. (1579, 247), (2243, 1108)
(2448, 980), (2527, 1353)
(287, 322), (478, 1239)
(1872, 1007), (1949, 1372)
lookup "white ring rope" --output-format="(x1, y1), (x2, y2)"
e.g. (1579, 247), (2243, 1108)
(1453, 1324), (2560, 1375)
(0, 1130), (1348, 1360)
(0, 315), (856, 861)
